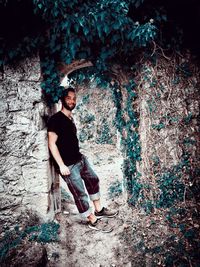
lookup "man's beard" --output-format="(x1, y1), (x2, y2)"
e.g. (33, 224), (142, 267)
(63, 101), (76, 111)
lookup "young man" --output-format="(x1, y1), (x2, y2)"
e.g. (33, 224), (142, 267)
(47, 87), (118, 232)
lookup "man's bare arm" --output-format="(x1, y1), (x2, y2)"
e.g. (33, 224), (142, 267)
(48, 132), (70, 175)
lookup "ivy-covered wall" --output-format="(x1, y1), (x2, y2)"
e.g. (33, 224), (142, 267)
(111, 53), (200, 266)
(108, 53), (200, 213)
(67, 52), (199, 212)
(135, 54), (199, 211)
(69, 53), (199, 264)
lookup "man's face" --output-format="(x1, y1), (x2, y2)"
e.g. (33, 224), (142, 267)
(63, 91), (76, 111)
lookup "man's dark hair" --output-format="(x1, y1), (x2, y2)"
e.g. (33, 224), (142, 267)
(60, 87), (75, 104)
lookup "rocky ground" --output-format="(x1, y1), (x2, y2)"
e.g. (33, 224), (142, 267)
(45, 143), (200, 267)
(46, 143), (135, 267)
(1, 143), (199, 266)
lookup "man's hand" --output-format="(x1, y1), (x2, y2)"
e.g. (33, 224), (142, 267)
(59, 164), (70, 176)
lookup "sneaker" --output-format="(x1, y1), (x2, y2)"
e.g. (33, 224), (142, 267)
(88, 219), (113, 233)
(94, 207), (119, 218)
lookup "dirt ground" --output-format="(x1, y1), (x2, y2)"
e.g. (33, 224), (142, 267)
(46, 143), (135, 267)
(45, 143), (200, 267)
(1, 143), (198, 266)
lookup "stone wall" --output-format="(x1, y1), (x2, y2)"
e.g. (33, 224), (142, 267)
(1, 53), (199, 230)
(0, 57), (54, 230)
(136, 55), (200, 207)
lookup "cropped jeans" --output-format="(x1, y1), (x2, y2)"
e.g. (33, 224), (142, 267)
(61, 154), (100, 218)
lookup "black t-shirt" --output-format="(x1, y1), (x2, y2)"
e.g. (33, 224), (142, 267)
(47, 111), (82, 169)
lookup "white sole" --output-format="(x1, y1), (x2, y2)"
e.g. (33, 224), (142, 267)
(88, 224), (113, 233)
(95, 211), (119, 219)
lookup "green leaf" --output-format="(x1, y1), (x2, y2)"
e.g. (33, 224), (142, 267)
(38, 3), (42, 9)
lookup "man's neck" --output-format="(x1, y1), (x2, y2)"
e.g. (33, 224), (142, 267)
(61, 107), (72, 119)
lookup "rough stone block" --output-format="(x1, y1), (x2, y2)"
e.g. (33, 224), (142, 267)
(2, 132), (29, 158)
(3, 57), (41, 82)
(17, 82), (42, 103)
(30, 130), (49, 161)
(8, 177), (26, 196)
(1, 165), (22, 182)
(7, 97), (24, 112)
(32, 102), (48, 131)
(0, 99), (8, 113)
(0, 196), (21, 210)
(6, 119), (33, 134)
(22, 163), (49, 193)
(0, 180), (4, 193)
(22, 193), (53, 221)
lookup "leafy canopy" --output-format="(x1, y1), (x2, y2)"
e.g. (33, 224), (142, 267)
(0, 0), (157, 103)
(35, 0), (157, 103)
(1, 0), (200, 103)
